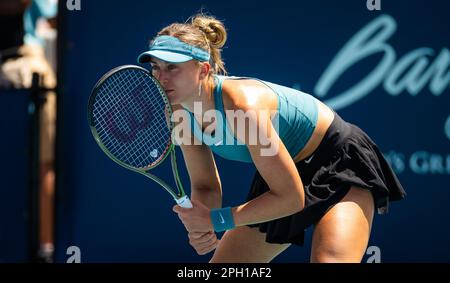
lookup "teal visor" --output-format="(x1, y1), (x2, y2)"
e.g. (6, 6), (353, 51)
(137, 35), (210, 64)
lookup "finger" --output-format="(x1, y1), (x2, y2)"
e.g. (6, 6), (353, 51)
(189, 236), (217, 250)
(177, 204), (193, 212)
(188, 231), (213, 240)
(188, 231), (208, 240)
(173, 204), (191, 214)
(185, 226), (207, 233)
(198, 238), (219, 255)
(195, 232), (215, 245)
(189, 237), (217, 249)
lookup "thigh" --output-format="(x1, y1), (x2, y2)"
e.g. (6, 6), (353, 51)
(210, 226), (290, 263)
(310, 186), (375, 263)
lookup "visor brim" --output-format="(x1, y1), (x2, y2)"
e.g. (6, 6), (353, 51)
(137, 50), (193, 63)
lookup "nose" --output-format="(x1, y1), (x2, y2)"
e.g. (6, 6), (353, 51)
(154, 69), (169, 86)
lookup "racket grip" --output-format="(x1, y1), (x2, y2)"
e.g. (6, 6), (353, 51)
(176, 195), (193, 208)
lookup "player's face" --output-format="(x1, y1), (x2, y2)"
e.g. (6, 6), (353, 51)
(150, 58), (204, 105)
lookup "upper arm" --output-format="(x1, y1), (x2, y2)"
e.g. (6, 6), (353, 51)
(222, 82), (304, 204)
(246, 114), (303, 203)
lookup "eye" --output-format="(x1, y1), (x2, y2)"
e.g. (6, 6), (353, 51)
(168, 65), (178, 71)
(151, 65), (160, 74)
(151, 69), (160, 77)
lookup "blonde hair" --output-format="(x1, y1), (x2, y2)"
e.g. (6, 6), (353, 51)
(154, 14), (227, 76)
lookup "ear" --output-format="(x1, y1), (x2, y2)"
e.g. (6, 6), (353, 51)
(199, 62), (211, 80)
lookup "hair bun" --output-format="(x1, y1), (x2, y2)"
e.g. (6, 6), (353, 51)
(192, 15), (227, 49)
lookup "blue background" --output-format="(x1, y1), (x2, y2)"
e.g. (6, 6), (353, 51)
(0, 91), (32, 262)
(1, 0), (448, 262)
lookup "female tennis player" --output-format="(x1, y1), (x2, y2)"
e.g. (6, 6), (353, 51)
(137, 14), (406, 263)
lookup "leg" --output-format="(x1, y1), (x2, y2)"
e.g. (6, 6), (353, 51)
(210, 226), (290, 263)
(39, 162), (55, 248)
(38, 92), (56, 261)
(310, 186), (375, 263)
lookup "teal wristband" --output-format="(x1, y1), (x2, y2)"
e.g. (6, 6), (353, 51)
(210, 207), (235, 232)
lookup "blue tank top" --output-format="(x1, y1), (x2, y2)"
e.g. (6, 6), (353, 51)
(187, 75), (319, 163)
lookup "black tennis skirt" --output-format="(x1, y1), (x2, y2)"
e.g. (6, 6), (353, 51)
(246, 112), (406, 246)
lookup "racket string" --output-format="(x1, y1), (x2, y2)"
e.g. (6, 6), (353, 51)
(92, 68), (172, 168)
(104, 71), (168, 164)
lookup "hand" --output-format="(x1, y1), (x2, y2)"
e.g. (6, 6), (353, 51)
(188, 231), (220, 255)
(173, 199), (213, 233)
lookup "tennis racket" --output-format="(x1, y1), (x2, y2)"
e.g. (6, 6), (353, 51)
(87, 65), (192, 208)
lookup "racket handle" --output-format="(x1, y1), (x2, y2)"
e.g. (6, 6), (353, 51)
(176, 195), (193, 208)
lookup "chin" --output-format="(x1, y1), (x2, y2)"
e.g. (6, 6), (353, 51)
(168, 93), (187, 105)
(168, 96), (182, 105)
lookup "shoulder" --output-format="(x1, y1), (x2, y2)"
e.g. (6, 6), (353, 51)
(220, 78), (277, 113)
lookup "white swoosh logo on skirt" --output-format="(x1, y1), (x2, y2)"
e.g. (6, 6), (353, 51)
(304, 154), (315, 164)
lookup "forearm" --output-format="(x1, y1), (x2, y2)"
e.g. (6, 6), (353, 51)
(231, 190), (303, 227)
(191, 186), (222, 210)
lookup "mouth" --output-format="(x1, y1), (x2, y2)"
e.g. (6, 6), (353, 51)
(165, 89), (174, 95)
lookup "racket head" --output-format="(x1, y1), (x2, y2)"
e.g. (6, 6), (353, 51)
(87, 65), (174, 172)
